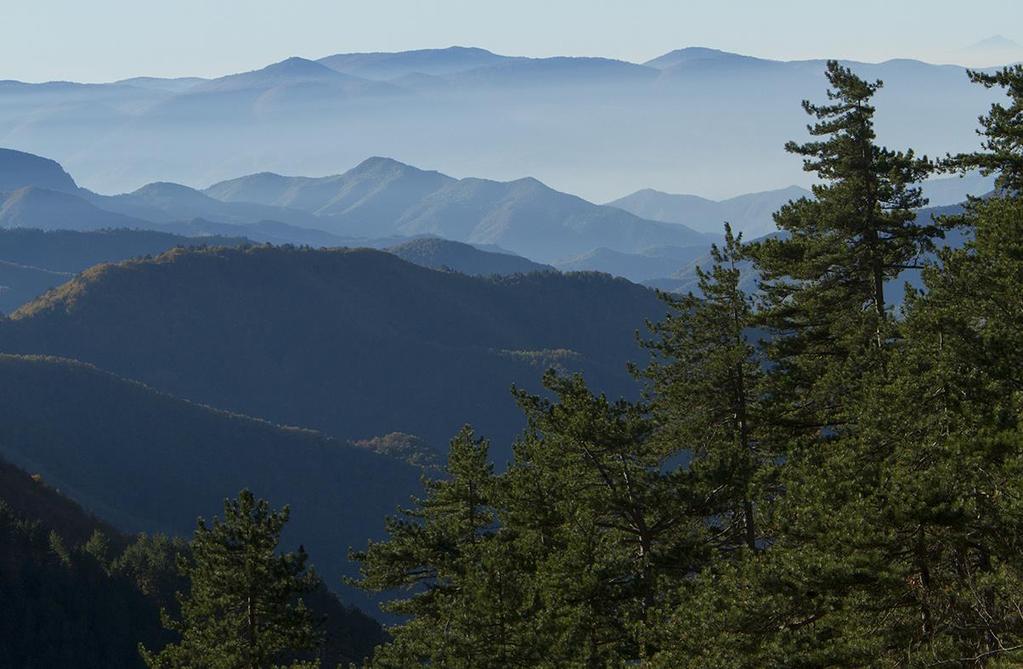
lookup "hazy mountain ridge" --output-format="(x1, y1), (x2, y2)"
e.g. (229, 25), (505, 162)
(0, 148), (993, 285)
(0, 148), (712, 263)
(608, 184), (812, 237)
(206, 156), (714, 261)
(0, 46), (1005, 201)
(317, 46), (514, 79)
(1, 186), (148, 231)
(85, 181), (324, 228)
(0, 148), (79, 193)
(386, 237), (554, 276)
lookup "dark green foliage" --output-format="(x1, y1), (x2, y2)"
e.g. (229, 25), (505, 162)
(640, 224), (768, 553)
(0, 454), (389, 667)
(352, 426), (518, 668)
(503, 374), (701, 666)
(141, 490), (320, 669)
(949, 65), (1023, 195)
(0, 245), (659, 458)
(0, 460), (168, 669)
(874, 194), (1023, 663)
(355, 378), (704, 667)
(651, 61), (1023, 668)
(747, 60), (936, 433)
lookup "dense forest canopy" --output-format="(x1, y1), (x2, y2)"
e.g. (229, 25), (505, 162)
(0, 246), (660, 456)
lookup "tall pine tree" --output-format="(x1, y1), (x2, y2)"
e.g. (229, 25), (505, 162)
(141, 490), (319, 669)
(351, 426), (532, 668)
(640, 224), (767, 553)
(747, 60), (935, 436)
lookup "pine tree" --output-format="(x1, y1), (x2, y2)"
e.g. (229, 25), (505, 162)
(747, 60), (936, 435)
(503, 373), (701, 666)
(140, 490), (319, 669)
(647, 61), (945, 667)
(351, 426), (527, 668)
(871, 69), (1023, 659)
(948, 64), (1023, 195)
(640, 224), (767, 553)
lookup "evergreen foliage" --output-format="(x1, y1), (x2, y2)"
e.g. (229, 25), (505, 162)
(141, 490), (320, 669)
(949, 65), (1023, 195)
(354, 59), (1023, 668)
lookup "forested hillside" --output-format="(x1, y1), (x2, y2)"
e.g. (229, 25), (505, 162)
(0, 246), (661, 454)
(3, 13), (1023, 667)
(0, 461), (168, 668)
(0, 454), (387, 667)
(0, 228), (247, 313)
(0, 354), (422, 615)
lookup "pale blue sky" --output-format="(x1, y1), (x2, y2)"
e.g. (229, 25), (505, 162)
(4, 0), (1021, 82)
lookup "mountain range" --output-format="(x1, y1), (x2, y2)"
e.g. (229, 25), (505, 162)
(0, 147), (713, 264)
(608, 185), (812, 238)
(0, 146), (996, 309)
(0, 46), (1006, 202)
(202, 156), (714, 261)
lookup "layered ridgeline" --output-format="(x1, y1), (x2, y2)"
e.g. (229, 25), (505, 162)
(385, 237), (554, 276)
(0, 245), (661, 458)
(0, 354), (421, 621)
(607, 173), (991, 239)
(607, 185), (812, 238)
(0, 228), (246, 313)
(1, 147), (713, 264)
(0, 147), (985, 282)
(203, 157), (714, 262)
(0, 47), (1007, 202)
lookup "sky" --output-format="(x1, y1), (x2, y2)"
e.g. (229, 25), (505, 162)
(3, 0), (1022, 82)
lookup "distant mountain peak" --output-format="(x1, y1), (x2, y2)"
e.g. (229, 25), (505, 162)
(131, 181), (203, 196)
(317, 46), (512, 79)
(966, 35), (1021, 50)
(661, 47), (733, 59)
(192, 55), (355, 93)
(509, 175), (548, 189)
(352, 155), (413, 171)
(644, 46), (757, 69)
(0, 148), (79, 194)
(261, 56), (337, 75)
